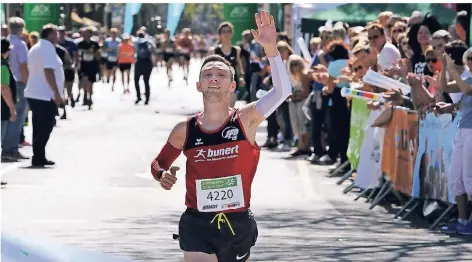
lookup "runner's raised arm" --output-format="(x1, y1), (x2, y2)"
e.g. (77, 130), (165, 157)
(239, 11), (292, 126)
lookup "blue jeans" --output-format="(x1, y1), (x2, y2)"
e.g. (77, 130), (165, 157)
(2, 81), (27, 154)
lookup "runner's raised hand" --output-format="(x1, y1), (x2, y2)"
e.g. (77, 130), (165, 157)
(251, 10), (277, 57)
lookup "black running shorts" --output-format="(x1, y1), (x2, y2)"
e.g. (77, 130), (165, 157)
(64, 69), (75, 82)
(119, 63), (132, 72)
(106, 61), (118, 70)
(163, 52), (174, 63)
(79, 62), (98, 83)
(178, 208), (258, 262)
(180, 53), (191, 62)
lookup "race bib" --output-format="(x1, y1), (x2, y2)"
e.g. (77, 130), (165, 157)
(108, 55), (117, 62)
(181, 48), (190, 53)
(83, 52), (94, 62)
(196, 175), (245, 212)
(165, 48), (173, 52)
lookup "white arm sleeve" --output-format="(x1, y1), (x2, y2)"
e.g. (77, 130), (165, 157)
(255, 55), (292, 118)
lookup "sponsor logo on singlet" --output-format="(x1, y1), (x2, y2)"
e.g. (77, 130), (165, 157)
(222, 126), (239, 141)
(195, 138), (204, 146)
(202, 204), (218, 210)
(194, 145), (239, 162)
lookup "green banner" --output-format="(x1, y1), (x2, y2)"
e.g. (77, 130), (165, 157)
(23, 4), (60, 33)
(1, 4), (5, 25)
(346, 99), (371, 170)
(223, 4), (257, 45)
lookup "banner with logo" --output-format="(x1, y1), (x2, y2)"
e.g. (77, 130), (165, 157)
(166, 3), (186, 37)
(223, 4), (258, 45)
(347, 99), (370, 170)
(381, 108), (418, 195)
(124, 3), (142, 34)
(23, 4), (60, 33)
(354, 109), (385, 189)
(411, 113), (460, 203)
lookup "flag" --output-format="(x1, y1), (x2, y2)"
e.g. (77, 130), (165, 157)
(166, 3), (186, 36)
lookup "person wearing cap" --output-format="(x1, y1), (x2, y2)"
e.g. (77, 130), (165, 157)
(1, 37), (18, 166)
(24, 23), (65, 167)
(3, 17), (29, 161)
(58, 25), (78, 108)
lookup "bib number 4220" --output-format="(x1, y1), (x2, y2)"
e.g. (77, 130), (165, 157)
(207, 189), (234, 201)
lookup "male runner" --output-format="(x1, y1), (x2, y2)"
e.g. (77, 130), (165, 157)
(177, 28), (193, 84)
(150, 11), (291, 262)
(103, 28), (121, 91)
(58, 26), (77, 108)
(160, 29), (175, 86)
(76, 26), (101, 110)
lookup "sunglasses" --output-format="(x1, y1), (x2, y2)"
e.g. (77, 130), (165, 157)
(426, 58), (438, 63)
(220, 29), (232, 34)
(320, 35), (331, 40)
(468, 57), (472, 62)
(368, 35), (380, 41)
(353, 65), (363, 72)
(392, 29), (404, 34)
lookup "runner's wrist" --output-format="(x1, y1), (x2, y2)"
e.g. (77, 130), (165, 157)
(263, 46), (278, 58)
(156, 168), (165, 182)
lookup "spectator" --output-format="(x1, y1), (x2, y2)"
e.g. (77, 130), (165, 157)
(2, 17), (29, 161)
(309, 37), (321, 57)
(366, 23), (401, 70)
(1, 25), (8, 37)
(287, 55), (312, 157)
(439, 41), (472, 235)
(389, 21), (407, 47)
(30, 31), (39, 46)
(431, 30), (453, 57)
(24, 24), (64, 167)
(454, 11), (469, 46)
(1, 37), (17, 164)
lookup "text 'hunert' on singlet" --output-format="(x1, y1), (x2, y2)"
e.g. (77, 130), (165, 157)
(183, 109), (260, 213)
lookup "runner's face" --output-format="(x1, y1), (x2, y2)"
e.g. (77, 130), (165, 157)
(198, 61), (235, 101)
(219, 26), (233, 42)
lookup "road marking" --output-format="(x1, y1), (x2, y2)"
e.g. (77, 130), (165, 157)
(296, 160), (317, 199)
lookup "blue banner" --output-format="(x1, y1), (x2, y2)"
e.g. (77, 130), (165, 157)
(166, 3), (185, 36)
(124, 3), (142, 34)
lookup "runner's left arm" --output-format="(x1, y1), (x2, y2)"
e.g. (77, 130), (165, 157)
(240, 11), (292, 125)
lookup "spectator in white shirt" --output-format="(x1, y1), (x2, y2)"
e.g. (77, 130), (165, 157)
(366, 22), (401, 70)
(24, 24), (64, 167)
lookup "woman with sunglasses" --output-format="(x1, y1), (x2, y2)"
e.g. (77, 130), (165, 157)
(390, 22), (406, 47)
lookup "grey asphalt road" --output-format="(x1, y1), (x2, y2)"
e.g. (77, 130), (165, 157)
(2, 60), (471, 262)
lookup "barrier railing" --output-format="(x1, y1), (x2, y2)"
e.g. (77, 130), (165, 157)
(335, 86), (465, 230)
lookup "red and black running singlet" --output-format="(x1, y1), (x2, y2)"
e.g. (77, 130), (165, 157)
(183, 108), (261, 213)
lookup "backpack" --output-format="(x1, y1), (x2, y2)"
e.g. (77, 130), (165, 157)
(137, 40), (151, 60)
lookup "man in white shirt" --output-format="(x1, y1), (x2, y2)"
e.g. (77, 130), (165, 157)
(24, 24), (64, 167)
(366, 23), (401, 71)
